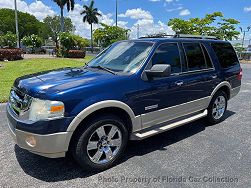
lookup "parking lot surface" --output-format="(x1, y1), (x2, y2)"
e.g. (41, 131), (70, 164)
(0, 63), (251, 188)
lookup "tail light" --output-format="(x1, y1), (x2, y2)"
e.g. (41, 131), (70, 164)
(237, 68), (242, 81)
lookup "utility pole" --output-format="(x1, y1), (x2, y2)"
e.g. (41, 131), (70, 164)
(137, 24), (140, 38)
(14, 0), (20, 48)
(240, 26), (250, 48)
(115, 0), (118, 27)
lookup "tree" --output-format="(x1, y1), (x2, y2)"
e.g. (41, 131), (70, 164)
(0, 8), (42, 40)
(94, 23), (130, 48)
(168, 12), (240, 40)
(43, 16), (74, 48)
(214, 18), (240, 40)
(0, 32), (17, 48)
(81, 0), (101, 52)
(59, 32), (89, 57)
(52, 0), (75, 32)
(232, 43), (245, 58)
(21, 34), (43, 53)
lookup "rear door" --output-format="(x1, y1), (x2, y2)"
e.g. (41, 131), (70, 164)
(174, 42), (218, 113)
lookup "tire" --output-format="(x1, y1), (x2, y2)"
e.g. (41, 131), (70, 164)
(206, 90), (228, 124)
(70, 114), (128, 171)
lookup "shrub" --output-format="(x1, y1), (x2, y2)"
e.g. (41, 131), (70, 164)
(0, 48), (23, 61)
(73, 35), (90, 49)
(21, 34), (43, 53)
(59, 32), (75, 51)
(59, 32), (89, 58)
(67, 50), (86, 58)
(0, 32), (17, 48)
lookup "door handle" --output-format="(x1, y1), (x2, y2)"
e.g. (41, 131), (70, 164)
(210, 75), (217, 79)
(175, 81), (184, 86)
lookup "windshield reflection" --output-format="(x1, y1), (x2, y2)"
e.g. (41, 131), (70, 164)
(87, 41), (153, 74)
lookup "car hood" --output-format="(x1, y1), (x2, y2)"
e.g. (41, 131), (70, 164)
(13, 67), (119, 98)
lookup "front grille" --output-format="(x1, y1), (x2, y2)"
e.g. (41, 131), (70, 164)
(9, 88), (32, 117)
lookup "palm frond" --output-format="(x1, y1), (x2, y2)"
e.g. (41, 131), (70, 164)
(66, 2), (70, 11)
(80, 10), (87, 15)
(70, 0), (75, 10)
(90, 0), (94, 9)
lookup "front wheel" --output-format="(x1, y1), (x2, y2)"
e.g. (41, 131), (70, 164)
(70, 115), (128, 171)
(206, 90), (228, 124)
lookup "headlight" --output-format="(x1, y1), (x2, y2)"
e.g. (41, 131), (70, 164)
(29, 98), (65, 121)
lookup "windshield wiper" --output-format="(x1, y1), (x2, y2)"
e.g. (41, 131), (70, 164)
(89, 65), (117, 75)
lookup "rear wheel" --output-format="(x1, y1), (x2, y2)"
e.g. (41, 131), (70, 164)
(70, 115), (128, 171)
(206, 90), (228, 124)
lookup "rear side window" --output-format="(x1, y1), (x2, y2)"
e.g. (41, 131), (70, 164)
(201, 44), (213, 69)
(152, 43), (181, 73)
(183, 43), (207, 71)
(211, 43), (239, 68)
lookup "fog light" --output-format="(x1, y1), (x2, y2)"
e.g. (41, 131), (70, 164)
(25, 136), (36, 147)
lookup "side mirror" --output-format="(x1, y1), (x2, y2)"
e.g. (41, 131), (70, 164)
(145, 64), (171, 78)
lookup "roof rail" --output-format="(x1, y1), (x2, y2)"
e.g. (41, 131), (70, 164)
(139, 34), (219, 40)
(139, 34), (174, 39)
(174, 34), (219, 40)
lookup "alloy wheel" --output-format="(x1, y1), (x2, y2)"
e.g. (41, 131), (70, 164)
(212, 96), (226, 120)
(87, 124), (122, 164)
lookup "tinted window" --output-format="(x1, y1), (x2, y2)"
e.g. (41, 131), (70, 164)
(201, 44), (213, 68)
(183, 43), (207, 71)
(152, 43), (181, 73)
(211, 43), (239, 68)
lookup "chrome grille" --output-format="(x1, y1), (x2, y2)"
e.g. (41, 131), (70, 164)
(9, 88), (32, 117)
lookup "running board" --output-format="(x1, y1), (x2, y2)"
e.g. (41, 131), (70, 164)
(130, 110), (208, 140)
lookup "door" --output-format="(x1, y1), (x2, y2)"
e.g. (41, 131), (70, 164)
(138, 42), (214, 129)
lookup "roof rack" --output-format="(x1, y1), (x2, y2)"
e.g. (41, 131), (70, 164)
(174, 34), (219, 40)
(139, 34), (174, 39)
(139, 34), (219, 40)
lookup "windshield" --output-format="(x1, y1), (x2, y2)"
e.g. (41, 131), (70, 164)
(87, 41), (153, 74)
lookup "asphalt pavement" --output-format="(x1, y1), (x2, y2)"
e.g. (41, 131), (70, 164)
(0, 64), (251, 188)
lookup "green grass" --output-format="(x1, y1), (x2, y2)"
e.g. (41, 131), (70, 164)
(0, 56), (93, 102)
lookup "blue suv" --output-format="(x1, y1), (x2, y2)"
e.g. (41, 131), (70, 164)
(6, 35), (242, 171)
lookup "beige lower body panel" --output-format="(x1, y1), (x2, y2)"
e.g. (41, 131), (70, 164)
(141, 96), (211, 129)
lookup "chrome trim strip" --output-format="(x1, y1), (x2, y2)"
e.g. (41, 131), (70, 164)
(145, 104), (158, 111)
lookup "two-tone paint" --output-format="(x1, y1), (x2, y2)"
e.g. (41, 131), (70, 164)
(6, 38), (241, 158)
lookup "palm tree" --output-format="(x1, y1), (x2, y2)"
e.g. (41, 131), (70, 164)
(53, 0), (75, 32)
(81, 0), (101, 52)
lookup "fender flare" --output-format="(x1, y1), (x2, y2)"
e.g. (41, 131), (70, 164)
(66, 100), (139, 132)
(210, 81), (231, 98)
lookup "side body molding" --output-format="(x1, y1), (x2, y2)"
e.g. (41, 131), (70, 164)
(67, 100), (141, 132)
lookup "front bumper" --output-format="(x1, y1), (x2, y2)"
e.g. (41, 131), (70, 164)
(6, 104), (73, 158)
